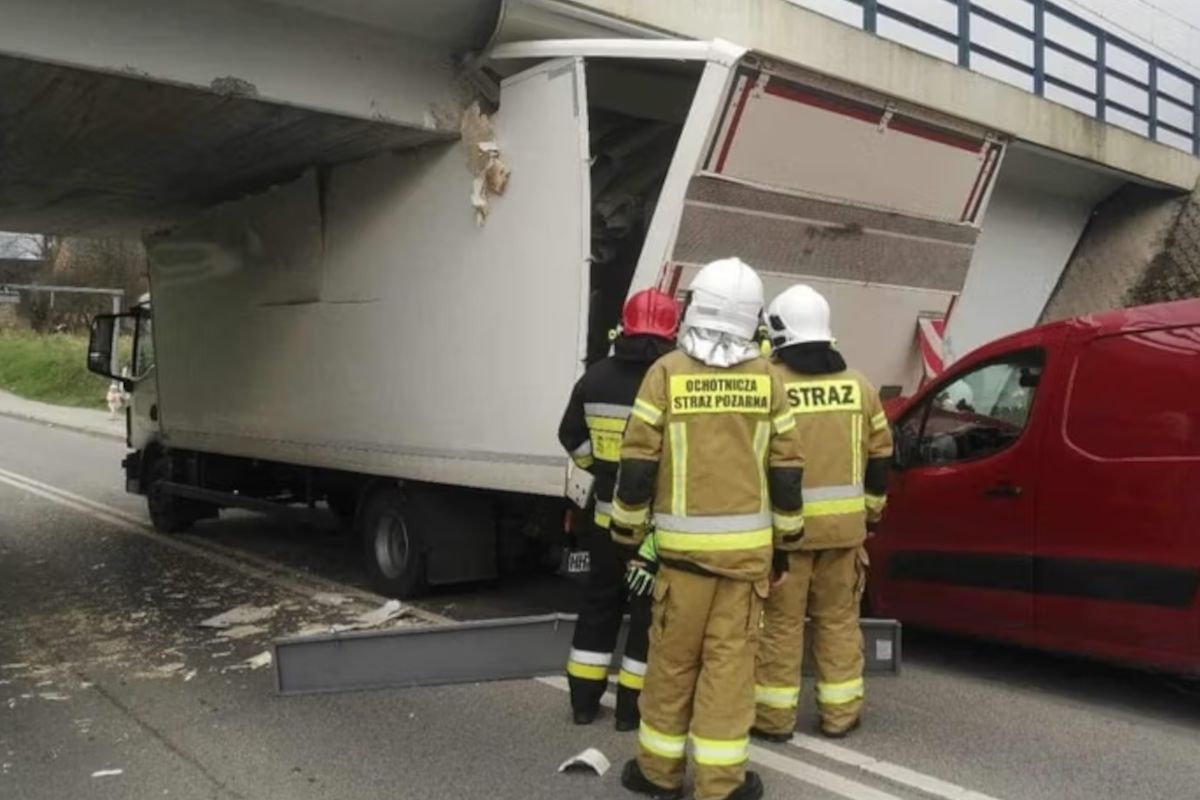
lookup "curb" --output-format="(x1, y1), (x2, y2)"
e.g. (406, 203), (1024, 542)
(0, 408), (126, 443)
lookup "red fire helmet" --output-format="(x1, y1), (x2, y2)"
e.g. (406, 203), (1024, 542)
(622, 288), (681, 340)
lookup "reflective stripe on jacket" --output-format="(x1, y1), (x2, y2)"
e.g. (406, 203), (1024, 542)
(614, 350), (805, 581)
(772, 364), (893, 550)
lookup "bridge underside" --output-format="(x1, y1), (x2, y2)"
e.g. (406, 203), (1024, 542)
(0, 55), (449, 235)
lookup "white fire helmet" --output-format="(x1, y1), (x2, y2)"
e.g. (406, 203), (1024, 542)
(765, 284), (833, 349)
(682, 258), (764, 341)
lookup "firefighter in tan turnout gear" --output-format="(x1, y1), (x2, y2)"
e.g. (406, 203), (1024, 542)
(752, 284), (893, 741)
(614, 258), (806, 800)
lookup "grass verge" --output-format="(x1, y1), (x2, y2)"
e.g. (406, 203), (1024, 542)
(0, 330), (110, 408)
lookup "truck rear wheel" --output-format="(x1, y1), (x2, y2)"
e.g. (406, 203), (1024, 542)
(146, 457), (196, 534)
(360, 486), (426, 598)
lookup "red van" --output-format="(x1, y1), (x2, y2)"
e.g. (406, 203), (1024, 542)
(867, 299), (1200, 674)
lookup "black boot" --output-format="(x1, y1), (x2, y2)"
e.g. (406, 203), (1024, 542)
(749, 726), (792, 744)
(615, 688), (640, 732)
(819, 718), (861, 739)
(573, 706), (598, 725)
(720, 771), (764, 800)
(620, 759), (684, 800)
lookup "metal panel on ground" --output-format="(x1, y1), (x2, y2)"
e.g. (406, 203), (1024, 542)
(273, 614), (901, 696)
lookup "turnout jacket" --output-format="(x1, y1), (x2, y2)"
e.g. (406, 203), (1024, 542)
(771, 348), (893, 550)
(612, 349), (806, 581)
(558, 336), (672, 530)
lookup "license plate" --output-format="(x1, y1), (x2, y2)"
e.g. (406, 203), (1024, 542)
(565, 550), (591, 574)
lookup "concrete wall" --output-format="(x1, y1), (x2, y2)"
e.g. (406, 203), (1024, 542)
(944, 145), (1120, 361)
(1040, 179), (1200, 320)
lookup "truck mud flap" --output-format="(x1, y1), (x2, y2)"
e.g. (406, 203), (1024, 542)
(272, 614), (901, 696)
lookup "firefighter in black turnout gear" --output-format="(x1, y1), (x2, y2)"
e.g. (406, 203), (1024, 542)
(558, 288), (681, 729)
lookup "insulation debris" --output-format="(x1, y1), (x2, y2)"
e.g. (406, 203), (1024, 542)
(244, 651), (273, 670)
(199, 605), (277, 629)
(218, 625), (268, 640)
(558, 747), (611, 776)
(460, 103), (509, 225)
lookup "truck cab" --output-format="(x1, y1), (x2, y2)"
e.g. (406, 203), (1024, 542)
(869, 299), (1200, 674)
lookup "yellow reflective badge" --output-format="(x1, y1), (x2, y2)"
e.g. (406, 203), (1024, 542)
(669, 374), (771, 415)
(590, 430), (622, 462)
(785, 380), (861, 414)
(585, 415), (627, 462)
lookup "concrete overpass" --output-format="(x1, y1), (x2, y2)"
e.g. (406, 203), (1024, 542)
(1, 0), (1197, 363)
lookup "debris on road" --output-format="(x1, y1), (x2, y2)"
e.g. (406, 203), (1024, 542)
(91, 768), (124, 778)
(331, 599), (410, 632)
(558, 747), (611, 776)
(218, 624), (268, 640)
(244, 651), (272, 670)
(134, 662), (187, 680)
(311, 592), (349, 607)
(199, 605), (277, 629)
(38, 692), (69, 701)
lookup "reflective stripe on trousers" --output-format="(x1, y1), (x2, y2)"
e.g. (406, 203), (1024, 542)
(619, 656), (647, 690)
(817, 677), (864, 705)
(639, 721), (687, 759)
(566, 648), (612, 681)
(755, 683), (800, 710)
(691, 733), (750, 766)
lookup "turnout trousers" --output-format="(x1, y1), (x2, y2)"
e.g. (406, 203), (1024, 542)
(754, 547), (866, 736)
(567, 525), (651, 725)
(637, 566), (766, 800)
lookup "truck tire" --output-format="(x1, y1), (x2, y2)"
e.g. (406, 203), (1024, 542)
(360, 486), (426, 598)
(146, 457), (196, 534)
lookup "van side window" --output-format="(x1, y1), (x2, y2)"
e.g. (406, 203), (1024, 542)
(900, 349), (1045, 466)
(1066, 327), (1200, 459)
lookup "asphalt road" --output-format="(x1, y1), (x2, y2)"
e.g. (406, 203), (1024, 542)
(1, 414), (1198, 800)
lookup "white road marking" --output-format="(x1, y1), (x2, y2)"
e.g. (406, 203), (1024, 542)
(790, 735), (1006, 800)
(0, 466), (444, 623)
(536, 676), (905, 800)
(1, 465), (999, 800)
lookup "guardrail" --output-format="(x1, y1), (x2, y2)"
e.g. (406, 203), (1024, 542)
(823, 0), (1199, 155)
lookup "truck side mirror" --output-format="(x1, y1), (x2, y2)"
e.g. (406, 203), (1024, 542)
(87, 314), (119, 379)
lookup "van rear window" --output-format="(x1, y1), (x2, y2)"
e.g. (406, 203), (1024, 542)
(1066, 327), (1200, 459)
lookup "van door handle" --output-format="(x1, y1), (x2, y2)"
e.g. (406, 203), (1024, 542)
(984, 482), (1023, 498)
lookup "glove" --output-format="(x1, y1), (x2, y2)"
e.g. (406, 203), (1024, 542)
(626, 532), (660, 597)
(770, 549), (789, 586)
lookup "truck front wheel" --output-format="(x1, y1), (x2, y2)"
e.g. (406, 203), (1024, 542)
(360, 486), (426, 598)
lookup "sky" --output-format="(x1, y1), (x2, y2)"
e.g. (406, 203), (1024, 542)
(789, 0), (1200, 148)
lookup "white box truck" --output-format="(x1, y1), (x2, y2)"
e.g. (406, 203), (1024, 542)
(87, 39), (1003, 597)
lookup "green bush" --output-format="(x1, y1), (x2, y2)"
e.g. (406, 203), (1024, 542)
(0, 331), (111, 408)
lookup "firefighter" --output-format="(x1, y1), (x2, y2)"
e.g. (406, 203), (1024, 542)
(614, 258), (805, 800)
(558, 288), (682, 729)
(752, 284), (893, 741)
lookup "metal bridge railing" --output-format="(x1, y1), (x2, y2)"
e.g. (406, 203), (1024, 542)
(824, 0), (1199, 155)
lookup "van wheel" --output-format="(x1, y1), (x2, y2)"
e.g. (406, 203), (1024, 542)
(360, 486), (426, 598)
(146, 457), (196, 534)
